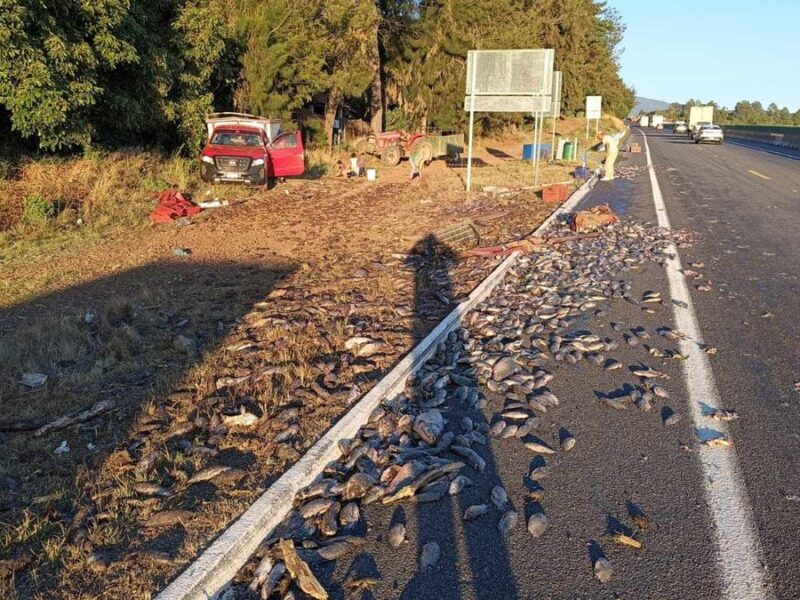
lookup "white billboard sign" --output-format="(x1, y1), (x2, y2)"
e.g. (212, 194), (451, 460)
(462, 49), (555, 191)
(463, 95), (551, 113)
(466, 49), (554, 97)
(586, 95), (602, 119)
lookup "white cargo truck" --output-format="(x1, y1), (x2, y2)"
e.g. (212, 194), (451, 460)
(651, 114), (664, 129)
(639, 115), (650, 127)
(688, 106), (714, 138)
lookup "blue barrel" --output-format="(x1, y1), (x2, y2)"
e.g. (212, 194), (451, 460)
(522, 143), (552, 160)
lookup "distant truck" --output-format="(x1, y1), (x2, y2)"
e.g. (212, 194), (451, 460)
(651, 115), (664, 129)
(688, 106), (714, 138)
(639, 115), (650, 127)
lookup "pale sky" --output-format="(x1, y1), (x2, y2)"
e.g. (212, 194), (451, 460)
(609, 0), (800, 110)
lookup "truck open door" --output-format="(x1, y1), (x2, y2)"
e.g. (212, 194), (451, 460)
(268, 131), (305, 178)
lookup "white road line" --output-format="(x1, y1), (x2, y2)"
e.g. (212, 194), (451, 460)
(639, 129), (774, 600)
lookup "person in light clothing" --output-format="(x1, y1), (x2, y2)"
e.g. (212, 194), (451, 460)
(597, 131), (621, 181)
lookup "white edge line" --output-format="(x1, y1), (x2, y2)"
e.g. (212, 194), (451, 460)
(156, 171), (600, 600)
(638, 129), (774, 600)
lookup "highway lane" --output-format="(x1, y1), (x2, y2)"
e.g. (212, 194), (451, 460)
(643, 128), (800, 600)
(237, 129), (798, 599)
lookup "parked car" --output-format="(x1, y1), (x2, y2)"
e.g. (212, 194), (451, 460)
(695, 124), (724, 145)
(200, 113), (305, 185)
(673, 121), (688, 134)
(689, 121), (712, 139)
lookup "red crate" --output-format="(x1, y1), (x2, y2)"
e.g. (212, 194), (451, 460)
(542, 184), (570, 203)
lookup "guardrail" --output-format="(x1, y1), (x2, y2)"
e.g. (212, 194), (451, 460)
(722, 125), (800, 151)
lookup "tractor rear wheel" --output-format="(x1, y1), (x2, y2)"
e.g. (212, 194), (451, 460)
(381, 145), (402, 166)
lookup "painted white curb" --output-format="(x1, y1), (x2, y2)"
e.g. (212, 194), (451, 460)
(155, 171), (598, 600)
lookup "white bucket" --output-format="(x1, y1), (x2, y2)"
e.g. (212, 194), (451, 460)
(366, 168), (377, 182)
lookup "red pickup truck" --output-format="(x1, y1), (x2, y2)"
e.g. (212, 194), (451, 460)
(200, 113), (305, 185)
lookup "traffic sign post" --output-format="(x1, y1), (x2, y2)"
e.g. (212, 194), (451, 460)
(585, 95), (602, 143)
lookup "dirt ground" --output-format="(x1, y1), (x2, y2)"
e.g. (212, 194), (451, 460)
(0, 136), (603, 598)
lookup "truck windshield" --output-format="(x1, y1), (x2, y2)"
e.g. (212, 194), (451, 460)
(211, 132), (263, 147)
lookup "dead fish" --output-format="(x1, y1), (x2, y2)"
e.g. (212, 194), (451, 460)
(604, 359), (623, 371)
(450, 445), (486, 472)
(663, 412), (682, 426)
(594, 557), (613, 583)
(420, 542), (440, 571)
(222, 407), (259, 428)
(143, 509), (193, 528)
(319, 502), (340, 537)
(702, 436), (732, 448)
(388, 523), (406, 548)
(186, 465), (231, 486)
(500, 424), (519, 438)
(132, 482), (172, 498)
(346, 578), (380, 591)
(498, 510), (518, 536)
(651, 384), (670, 399)
(526, 513), (548, 538)
(299, 499), (335, 519)
(344, 473), (376, 500)
(491, 486), (508, 510)
(708, 408), (739, 421)
(339, 502), (360, 526)
(560, 435), (576, 452)
(524, 440), (556, 455)
(279, 539), (328, 600)
(262, 562), (287, 597)
(529, 465), (551, 480)
(463, 504), (489, 521)
(604, 533), (642, 549)
(135, 450), (159, 473)
(489, 420), (507, 437)
(449, 475), (473, 495)
(599, 396), (627, 410)
(248, 555), (273, 592)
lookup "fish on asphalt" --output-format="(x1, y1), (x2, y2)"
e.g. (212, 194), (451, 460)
(420, 542), (441, 571)
(527, 513), (548, 538)
(491, 486), (508, 510)
(498, 510), (519, 536)
(463, 504), (489, 521)
(388, 523), (407, 548)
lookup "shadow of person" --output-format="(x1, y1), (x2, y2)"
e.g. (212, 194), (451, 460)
(400, 234), (519, 599)
(0, 258), (294, 596)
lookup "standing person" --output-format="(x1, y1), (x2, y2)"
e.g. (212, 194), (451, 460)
(409, 145), (427, 180)
(597, 131), (620, 181)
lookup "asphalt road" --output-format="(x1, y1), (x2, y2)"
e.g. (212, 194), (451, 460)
(315, 129), (800, 599)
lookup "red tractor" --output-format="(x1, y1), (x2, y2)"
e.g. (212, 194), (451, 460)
(354, 131), (463, 166)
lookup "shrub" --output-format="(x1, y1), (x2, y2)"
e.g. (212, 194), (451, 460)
(22, 195), (55, 226)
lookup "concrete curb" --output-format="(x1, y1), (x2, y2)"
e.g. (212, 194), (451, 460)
(155, 171), (599, 600)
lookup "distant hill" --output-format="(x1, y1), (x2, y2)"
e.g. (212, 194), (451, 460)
(630, 96), (671, 115)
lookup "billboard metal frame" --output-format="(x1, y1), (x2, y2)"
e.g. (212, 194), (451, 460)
(464, 49), (555, 191)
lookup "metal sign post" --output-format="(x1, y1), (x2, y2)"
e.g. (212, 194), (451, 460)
(463, 49), (554, 192)
(466, 58), (479, 193)
(550, 71), (562, 161)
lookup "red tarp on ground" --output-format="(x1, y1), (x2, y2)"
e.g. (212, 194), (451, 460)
(149, 190), (202, 223)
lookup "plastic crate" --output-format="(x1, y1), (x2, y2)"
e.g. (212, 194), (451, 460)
(542, 184), (570, 203)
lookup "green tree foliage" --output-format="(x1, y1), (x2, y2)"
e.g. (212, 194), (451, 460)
(0, 0), (235, 151)
(1, 0), (637, 152)
(663, 99), (800, 126)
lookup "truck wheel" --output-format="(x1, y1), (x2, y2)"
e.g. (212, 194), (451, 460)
(410, 139), (434, 164)
(381, 145), (402, 167)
